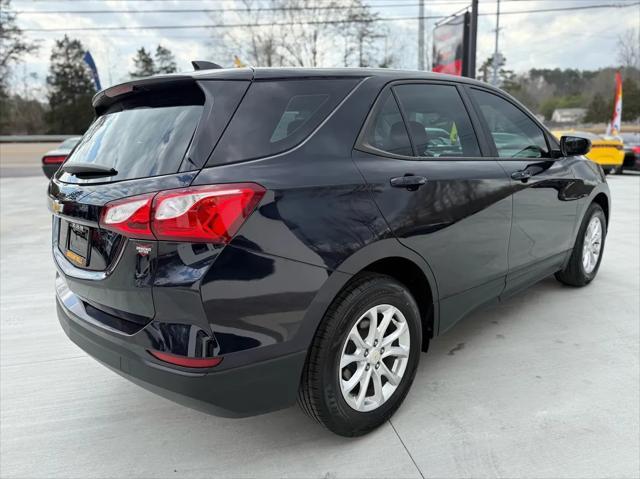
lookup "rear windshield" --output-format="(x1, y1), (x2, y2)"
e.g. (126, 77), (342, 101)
(62, 102), (202, 183)
(208, 78), (359, 165)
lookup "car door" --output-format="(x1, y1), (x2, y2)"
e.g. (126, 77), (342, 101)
(466, 86), (579, 297)
(352, 81), (513, 334)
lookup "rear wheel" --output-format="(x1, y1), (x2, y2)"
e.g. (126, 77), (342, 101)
(298, 273), (422, 436)
(555, 203), (606, 286)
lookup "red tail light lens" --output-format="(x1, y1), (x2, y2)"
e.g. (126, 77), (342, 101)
(99, 183), (265, 243)
(632, 146), (640, 154)
(100, 193), (155, 239)
(152, 184), (265, 242)
(148, 350), (222, 368)
(43, 155), (67, 165)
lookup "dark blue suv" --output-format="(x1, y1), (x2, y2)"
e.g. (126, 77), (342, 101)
(49, 67), (609, 436)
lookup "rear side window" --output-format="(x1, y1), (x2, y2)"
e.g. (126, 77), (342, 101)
(62, 86), (204, 183)
(394, 84), (481, 158)
(359, 91), (413, 157)
(209, 79), (359, 165)
(470, 88), (549, 158)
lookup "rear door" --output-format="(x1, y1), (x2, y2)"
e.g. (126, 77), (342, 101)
(50, 78), (249, 333)
(465, 87), (578, 296)
(352, 81), (513, 333)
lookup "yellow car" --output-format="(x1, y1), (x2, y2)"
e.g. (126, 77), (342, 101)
(553, 130), (624, 174)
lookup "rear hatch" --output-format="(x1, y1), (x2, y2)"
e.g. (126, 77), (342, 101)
(50, 75), (250, 333)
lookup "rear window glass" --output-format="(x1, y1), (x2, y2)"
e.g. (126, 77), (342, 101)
(62, 101), (202, 183)
(60, 84), (204, 183)
(209, 78), (359, 165)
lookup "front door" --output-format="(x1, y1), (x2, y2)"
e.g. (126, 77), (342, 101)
(353, 82), (513, 333)
(466, 87), (579, 296)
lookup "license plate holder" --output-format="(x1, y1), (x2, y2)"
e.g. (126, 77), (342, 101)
(66, 222), (90, 267)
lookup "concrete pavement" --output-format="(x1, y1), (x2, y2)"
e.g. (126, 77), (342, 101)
(1, 172), (638, 478)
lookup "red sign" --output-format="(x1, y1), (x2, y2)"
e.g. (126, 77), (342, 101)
(432, 14), (465, 76)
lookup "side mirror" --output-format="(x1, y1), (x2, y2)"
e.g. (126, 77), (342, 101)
(560, 136), (591, 157)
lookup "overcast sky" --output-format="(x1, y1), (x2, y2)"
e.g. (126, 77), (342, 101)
(8, 0), (640, 97)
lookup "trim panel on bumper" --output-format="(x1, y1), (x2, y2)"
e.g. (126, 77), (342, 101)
(57, 299), (307, 417)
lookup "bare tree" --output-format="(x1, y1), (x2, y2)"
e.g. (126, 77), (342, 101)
(341, 0), (387, 67)
(269, 0), (342, 67)
(617, 28), (639, 69)
(208, 0), (390, 68)
(208, 0), (286, 67)
(0, 0), (39, 95)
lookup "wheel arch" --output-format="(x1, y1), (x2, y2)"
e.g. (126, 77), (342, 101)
(592, 191), (610, 226)
(297, 238), (439, 355)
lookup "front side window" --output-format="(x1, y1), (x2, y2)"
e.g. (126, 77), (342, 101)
(359, 91), (413, 157)
(393, 84), (481, 158)
(470, 88), (549, 158)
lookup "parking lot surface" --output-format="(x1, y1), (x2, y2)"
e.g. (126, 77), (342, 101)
(1, 167), (638, 478)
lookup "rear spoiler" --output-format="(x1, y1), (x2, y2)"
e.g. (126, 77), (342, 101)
(92, 76), (195, 114)
(92, 68), (255, 115)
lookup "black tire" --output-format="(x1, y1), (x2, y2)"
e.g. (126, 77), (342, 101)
(615, 165), (624, 175)
(555, 203), (607, 287)
(298, 273), (422, 437)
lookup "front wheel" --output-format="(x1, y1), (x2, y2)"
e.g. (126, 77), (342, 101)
(298, 273), (422, 436)
(556, 203), (607, 286)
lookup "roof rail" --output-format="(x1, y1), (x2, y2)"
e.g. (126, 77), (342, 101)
(192, 60), (223, 71)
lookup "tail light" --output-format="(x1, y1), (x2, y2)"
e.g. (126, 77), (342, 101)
(42, 155), (67, 165)
(101, 193), (155, 239)
(99, 183), (265, 243)
(632, 146), (640, 154)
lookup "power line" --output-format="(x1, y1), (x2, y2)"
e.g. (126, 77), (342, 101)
(18, 2), (640, 32)
(14, 0), (640, 11)
(13, 2), (460, 15)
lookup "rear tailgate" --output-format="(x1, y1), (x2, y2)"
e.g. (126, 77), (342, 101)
(50, 76), (250, 333)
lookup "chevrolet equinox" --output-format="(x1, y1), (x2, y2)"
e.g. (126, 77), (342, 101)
(49, 66), (610, 437)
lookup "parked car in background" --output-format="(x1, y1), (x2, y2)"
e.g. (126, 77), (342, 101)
(41, 137), (81, 178)
(553, 130), (624, 174)
(620, 131), (640, 173)
(49, 67), (610, 437)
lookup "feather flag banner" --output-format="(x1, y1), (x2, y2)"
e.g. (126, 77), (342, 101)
(605, 72), (622, 137)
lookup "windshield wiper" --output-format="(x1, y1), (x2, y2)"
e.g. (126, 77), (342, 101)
(62, 163), (118, 178)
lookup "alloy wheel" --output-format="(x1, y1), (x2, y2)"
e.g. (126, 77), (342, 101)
(339, 304), (411, 412)
(582, 216), (602, 274)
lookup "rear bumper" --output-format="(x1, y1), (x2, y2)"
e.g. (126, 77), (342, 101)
(57, 296), (307, 417)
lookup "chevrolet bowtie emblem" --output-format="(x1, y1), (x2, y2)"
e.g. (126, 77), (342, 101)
(51, 199), (64, 214)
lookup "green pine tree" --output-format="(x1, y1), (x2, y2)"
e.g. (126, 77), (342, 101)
(585, 93), (610, 123)
(154, 45), (177, 74)
(130, 47), (155, 78)
(46, 35), (95, 134)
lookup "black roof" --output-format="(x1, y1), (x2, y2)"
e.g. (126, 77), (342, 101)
(93, 66), (494, 109)
(192, 66), (489, 85)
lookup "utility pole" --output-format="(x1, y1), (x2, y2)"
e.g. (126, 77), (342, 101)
(418, 0), (425, 70)
(491, 0), (501, 86)
(468, 0), (478, 79)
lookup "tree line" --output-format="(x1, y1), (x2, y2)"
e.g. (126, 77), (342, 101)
(501, 65), (640, 123)
(0, 32), (180, 134)
(1, 0), (638, 135)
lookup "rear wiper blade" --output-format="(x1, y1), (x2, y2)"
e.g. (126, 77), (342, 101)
(62, 163), (117, 178)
